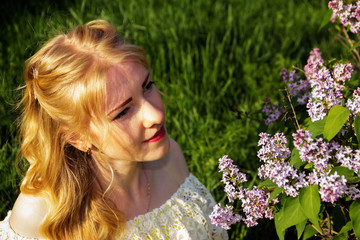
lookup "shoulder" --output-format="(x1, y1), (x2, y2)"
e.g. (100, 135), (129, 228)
(9, 193), (47, 238)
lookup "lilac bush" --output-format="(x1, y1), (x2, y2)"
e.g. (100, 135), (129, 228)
(211, 1), (360, 239)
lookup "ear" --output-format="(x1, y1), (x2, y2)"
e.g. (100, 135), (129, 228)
(60, 127), (92, 152)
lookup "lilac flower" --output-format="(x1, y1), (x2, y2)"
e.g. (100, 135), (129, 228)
(241, 187), (272, 227)
(262, 97), (284, 125)
(210, 203), (242, 230)
(281, 68), (311, 105)
(303, 48), (349, 121)
(293, 129), (334, 172)
(318, 171), (347, 204)
(335, 146), (360, 174)
(257, 132), (307, 196)
(304, 48), (324, 80)
(329, 0), (360, 34)
(306, 99), (327, 121)
(346, 88), (360, 117)
(218, 155), (247, 202)
(332, 62), (353, 90)
(346, 186), (360, 200)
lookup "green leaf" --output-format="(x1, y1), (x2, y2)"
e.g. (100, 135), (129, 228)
(290, 148), (306, 169)
(299, 185), (322, 234)
(323, 105), (350, 141)
(307, 119), (325, 139)
(296, 221), (306, 239)
(350, 200), (360, 237)
(319, 9), (333, 31)
(258, 179), (277, 188)
(300, 185), (320, 220)
(333, 221), (352, 240)
(269, 187), (284, 202)
(347, 176), (360, 184)
(355, 115), (360, 145)
(302, 225), (318, 240)
(275, 211), (285, 240)
(304, 162), (314, 169)
(276, 196), (307, 231)
(330, 166), (355, 179)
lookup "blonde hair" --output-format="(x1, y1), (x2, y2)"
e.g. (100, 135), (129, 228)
(18, 20), (149, 239)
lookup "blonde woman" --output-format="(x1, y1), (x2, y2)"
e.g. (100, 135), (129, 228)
(0, 20), (228, 239)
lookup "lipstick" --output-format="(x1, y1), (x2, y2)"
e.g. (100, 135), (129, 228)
(145, 126), (166, 143)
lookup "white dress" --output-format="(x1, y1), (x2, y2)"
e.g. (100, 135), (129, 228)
(0, 174), (228, 240)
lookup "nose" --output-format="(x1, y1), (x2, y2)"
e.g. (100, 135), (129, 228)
(141, 98), (164, 128)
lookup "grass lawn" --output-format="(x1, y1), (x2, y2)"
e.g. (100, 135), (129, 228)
(0, 0), (351, 238)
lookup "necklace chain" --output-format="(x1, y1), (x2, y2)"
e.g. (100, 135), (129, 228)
(143, 163), (151, 212)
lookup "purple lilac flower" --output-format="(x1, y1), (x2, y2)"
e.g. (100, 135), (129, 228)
(332, 62), (353, 91)
(329, 0), (360, 34)
(346, 186), (360, 200)
(241, 187), (272, 227)
(346, 88), (360, 117)
(262, 97), (284, 126)
(281, 68), (311, 105)
(318, 171), (347, 204)
(293, 129), (335, 172)
(306, 99), (327, 121)
(218, 155), (247, 202)
(210, 203), (242, 230)
(257, 132), (307, 196)
(335, 146), (360, 174)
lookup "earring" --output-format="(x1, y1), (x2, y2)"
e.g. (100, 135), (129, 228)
(86, 148), (92, 156)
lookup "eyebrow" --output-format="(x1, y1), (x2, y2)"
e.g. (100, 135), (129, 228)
(107, 72), (151, 117)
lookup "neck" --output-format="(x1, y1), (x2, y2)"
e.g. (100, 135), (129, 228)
(92, 155), (145, 196)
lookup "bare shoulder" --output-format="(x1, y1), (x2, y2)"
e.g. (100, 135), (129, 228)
(9, 193), (47, 238)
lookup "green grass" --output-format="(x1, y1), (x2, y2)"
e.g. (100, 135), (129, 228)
(0, 0), (352, 239)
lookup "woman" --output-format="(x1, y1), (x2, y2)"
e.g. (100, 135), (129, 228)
(0, 20), (228, 239)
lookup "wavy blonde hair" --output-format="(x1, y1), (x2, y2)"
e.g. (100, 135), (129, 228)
(18, 20), (149, 239)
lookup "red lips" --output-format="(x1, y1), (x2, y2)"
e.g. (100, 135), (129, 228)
(145, 126), (166, 143)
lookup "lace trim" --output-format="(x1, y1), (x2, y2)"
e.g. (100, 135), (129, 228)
(0, 174), (227, 240)
(120, 173), (228, 240)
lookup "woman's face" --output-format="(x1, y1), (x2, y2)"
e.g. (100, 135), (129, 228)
(90, 61), (170, 163)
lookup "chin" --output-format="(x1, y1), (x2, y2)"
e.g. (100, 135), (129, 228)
(144, 136), (171, 161)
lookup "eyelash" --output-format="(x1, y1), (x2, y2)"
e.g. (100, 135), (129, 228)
(113, 81), (155, 120)
(145, 81), (155, 90)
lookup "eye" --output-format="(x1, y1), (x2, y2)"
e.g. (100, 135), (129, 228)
(145, 81), (155, 91)
(113, 107), (130, 120)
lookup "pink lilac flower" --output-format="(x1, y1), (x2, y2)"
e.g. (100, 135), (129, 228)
(304, 48), (324, 80)
(329, 0), (360, 34)
(262, 97), (284, 125)
(210, 203), (242, 230)
(303, 49), (350, 121)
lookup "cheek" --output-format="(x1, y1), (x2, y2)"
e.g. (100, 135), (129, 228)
(109, 120), (142, 146)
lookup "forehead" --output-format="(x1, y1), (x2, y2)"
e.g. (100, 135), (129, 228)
(105, 62), (148, 109)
